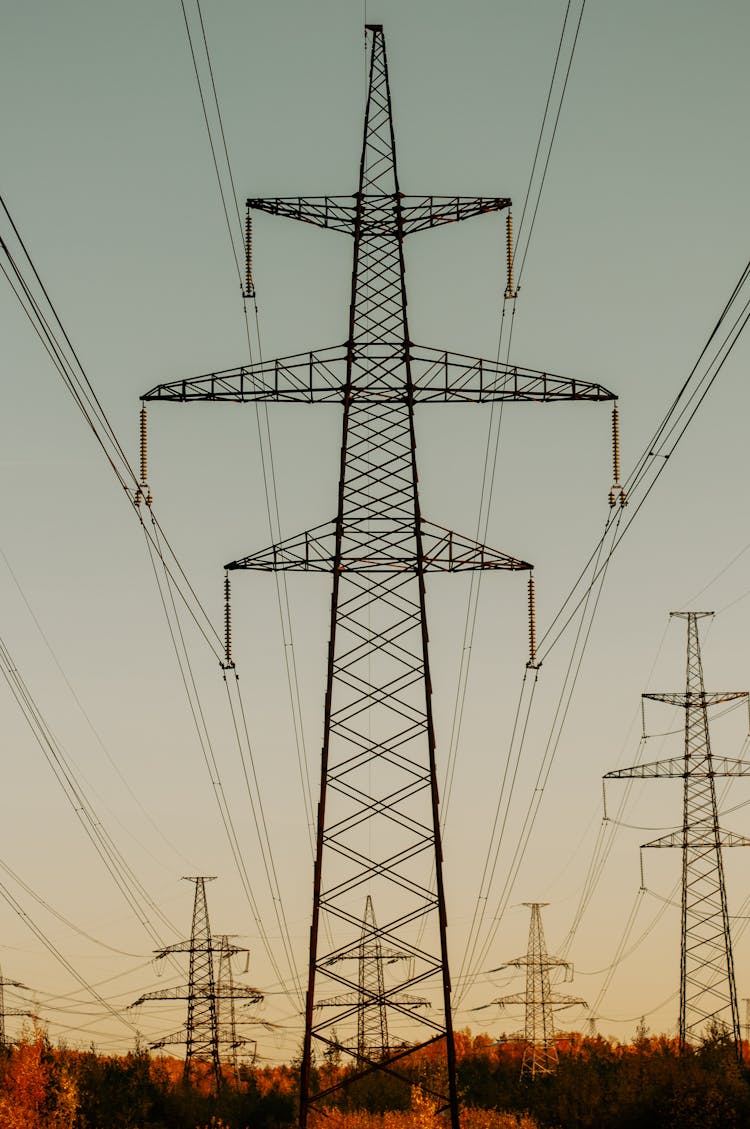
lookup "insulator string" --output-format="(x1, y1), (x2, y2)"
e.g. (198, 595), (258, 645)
(223, 571), (234, 670)
(245, 211), (255, 299)
(504, 211), (517, 300)
(527, 573), (538, 669)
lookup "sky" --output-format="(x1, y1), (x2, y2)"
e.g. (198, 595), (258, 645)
(2, 0), (750, 1062)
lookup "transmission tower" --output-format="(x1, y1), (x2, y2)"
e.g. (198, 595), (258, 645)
(491, 903), (586, 1078)
(216, 934), (259, 1077)
(605, 612), (750, 1052)
(142, 25), (614, 1126)
(0, 965), (33, 1049)
(132, 877), (263, 1087)
(317, 895), (428, 1062)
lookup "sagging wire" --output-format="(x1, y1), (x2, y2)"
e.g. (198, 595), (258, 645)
(456, 504), (623, 1007)
(142, 510), (301, 1009)
(442, 1), (589, 828)
(179, 0), (316, 850)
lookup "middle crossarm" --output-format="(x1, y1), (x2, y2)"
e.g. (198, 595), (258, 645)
(142, 344), (614, 404)
(248, 195), (511, 236)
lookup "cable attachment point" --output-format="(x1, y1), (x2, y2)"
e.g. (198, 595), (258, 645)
(244, 211), (255, 300)
(526, 573), (539, 669)
(504, 211), (518, 300)
(221, 570), (235, 670)
(608, 402), (627, 508)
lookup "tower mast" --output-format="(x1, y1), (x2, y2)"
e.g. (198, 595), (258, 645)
(605, 612), (750, 1052)
(132, 877), (263, 1087)
(492, 903), (585, 1078)
(142, 25), (615, 1125)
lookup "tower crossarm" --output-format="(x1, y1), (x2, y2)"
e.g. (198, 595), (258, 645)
(644, 691), (748, 708)
(642, 828), (750, 849)
(501, 957), (571, 970)
(150, 1029), (187, 1051)
(492, 991), (586, 1011)
(132, 986), (190, 1006)
(142, 345), (614, 405)
(225, 518), (532, 574)
(606, 755), (750, 779)
(409, 346), (615, 402)
(247, 194), (512, 236)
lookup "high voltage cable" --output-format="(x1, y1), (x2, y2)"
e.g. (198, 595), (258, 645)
(442, 4), (586, 824)
(176, 0), (316, 973)
(178, 0), (315, 847)
(143, 515), (302, 1007)
(458, 257), (750, 1001)
(0, 876), (139, 1037)
(456, 507), (621, 1006)
(514, 0), (587, 286)
(0, 632), (178, 950)
(0, 858), (142, 959)
(0, 544), (193, 873)
(1, 192), (303, 1006)
(538, 258), (750, 663)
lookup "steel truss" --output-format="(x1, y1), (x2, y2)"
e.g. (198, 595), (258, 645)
(143, 25), (615, 1126)
(132, 877), (263, 1087)
(493, 903), (585, 1079)
(605, 613), (750, 1052)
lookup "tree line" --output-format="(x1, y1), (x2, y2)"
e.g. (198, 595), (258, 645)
(1, 1023), (749, 1128)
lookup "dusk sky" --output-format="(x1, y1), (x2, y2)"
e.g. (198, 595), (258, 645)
(2, 1), (750, 1062)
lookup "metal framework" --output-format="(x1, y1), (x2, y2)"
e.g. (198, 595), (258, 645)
(216, 934), (258, 1077)
(0, 965), (32, 1049)
(492, 903), (585, 1078)
(317, 895), (428, 1063)
(132, 877), (263, 1087)
(605, 612), (750, 1051)
(142, 25), (615, 1126)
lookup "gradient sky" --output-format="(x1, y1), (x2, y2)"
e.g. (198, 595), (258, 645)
(2, 0), (750, 1061)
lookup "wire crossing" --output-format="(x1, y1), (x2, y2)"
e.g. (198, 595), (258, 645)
(142, 25), (615, 1125)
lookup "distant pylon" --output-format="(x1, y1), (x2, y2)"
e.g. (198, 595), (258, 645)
(132, 877), (263, 1087)
(216, 934), (260, 1077)
(0, 964), (33, 1048)
(491, 903), (586, 1078)
(317, 895), (428, 1063)
(605, 612), (750, 1053)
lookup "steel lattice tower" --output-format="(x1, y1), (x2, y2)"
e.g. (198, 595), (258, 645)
(317, 895), (427, 1062)
(492, 903), (585, 1078)
(605, 612), (750, 1052)
(133, 877), (263, 1087)
(142, 26), (614, 1125)
(216, 934), (259, 1077)
(0, 965), (32, 1049)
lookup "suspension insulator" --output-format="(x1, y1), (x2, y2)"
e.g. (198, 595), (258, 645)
(245, 212), (255, 299)
(611, 403), (621, 486)
(139, 406), (148, 486)
(608, 488), (616, 509)
(504, 211), (518, 300)
(619, 489), (628, 508)
(223, 571), (234, 669)
(146, 489), (153, 507)
(527, 573), (537, 668)
(134, 488), (142, 507)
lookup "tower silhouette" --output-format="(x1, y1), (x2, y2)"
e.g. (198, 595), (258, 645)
(0, 965), (32, 1049)
(132, 877), (262, 1086)
(142, 25), (614, 1124)
(216, 934), (259, 1077)
(605, 612), (750, 1051)
(317, 895), (427, 1063)
(492, 903), (586, 1078)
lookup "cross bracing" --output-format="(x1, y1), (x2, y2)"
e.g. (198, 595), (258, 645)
(142, 24), (615, 1127)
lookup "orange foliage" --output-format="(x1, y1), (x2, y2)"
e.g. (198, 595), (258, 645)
(0, 1023), (77, 1129)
